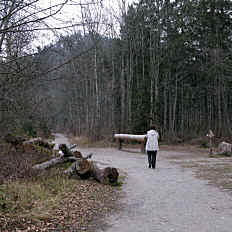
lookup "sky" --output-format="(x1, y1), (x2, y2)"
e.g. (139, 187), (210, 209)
(35, 0), (138, 48)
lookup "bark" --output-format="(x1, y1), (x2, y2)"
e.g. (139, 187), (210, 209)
(114, 134), (146, 142)
(218, 141), (232, 154)
(33, 156), (78, 170)
(114, 134), (146, 153)
(120, 55), (126, 132)
(90, 164), (119, 185)
(207, 130), (214, 156)
(23, 138), (55, 150)
(59, 143), (75, 156)
(33, 144), (119, 185)
(94, 46), (101, 140)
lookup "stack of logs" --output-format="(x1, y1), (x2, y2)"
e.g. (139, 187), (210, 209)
(3, 134), (119, 185)
(32, 143), (119, 185)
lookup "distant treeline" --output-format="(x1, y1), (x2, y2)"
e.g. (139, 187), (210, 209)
(1, 0), (232, 141)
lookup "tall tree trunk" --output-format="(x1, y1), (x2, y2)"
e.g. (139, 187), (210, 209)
(172, 78), (178, 135)
(94, 46), (101, 140)
(120, 54), (126, 132)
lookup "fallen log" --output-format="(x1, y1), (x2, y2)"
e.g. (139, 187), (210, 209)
(32, 144), (88, 170)
(90, 165), (119, 184)
(23, 137), (55, 150)
(4, 133), (26, 151)
(33, 144), (119, 185)
(65, 160), (118, 184)
(33, 155), (78, 170)
(23, 137), (43, 144)
(114, 134), (146, 142)
(218, 141), (232, 155)
(69, 144), (77, 150)
(114, 134), (146, 152)
(59, 143), (74, 157)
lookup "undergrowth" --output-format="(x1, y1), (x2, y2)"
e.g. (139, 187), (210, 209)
(0, 173), (77, 218)
(0, 144), (76, 219)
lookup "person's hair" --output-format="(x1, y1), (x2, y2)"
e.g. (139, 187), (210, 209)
(150, 124), (156, 130)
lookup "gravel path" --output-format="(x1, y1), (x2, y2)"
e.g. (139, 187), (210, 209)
(53, 134), (232, 232)
(78, 147), (232, 232)
(52, 133), (70, 146)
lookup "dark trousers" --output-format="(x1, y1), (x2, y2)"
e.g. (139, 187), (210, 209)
(147, 150), (157, 168)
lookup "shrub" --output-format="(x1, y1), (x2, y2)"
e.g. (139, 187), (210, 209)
(200, 140), (209, 148)
(23, 121), (37, 137)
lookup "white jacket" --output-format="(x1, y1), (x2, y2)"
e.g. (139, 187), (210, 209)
(145, 129), (159, 151)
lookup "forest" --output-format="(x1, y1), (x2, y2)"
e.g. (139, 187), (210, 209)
(1, 0), (232, 141)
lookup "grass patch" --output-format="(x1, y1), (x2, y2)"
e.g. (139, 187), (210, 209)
(199, 140), (209, 148)
(211, 152), (232, 158)
(110, 175), (126, 188)
(0, 143), (76, 221)
(0, 140), (121, 231)
(0, 169), (76, 218)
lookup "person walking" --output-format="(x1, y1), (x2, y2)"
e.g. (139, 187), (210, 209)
(145, 125), (159, 169)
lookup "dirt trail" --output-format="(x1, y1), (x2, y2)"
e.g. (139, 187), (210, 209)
(52, 133), (70, 146)
(53, 134), (232, 232)
(77, 147), (232, 232)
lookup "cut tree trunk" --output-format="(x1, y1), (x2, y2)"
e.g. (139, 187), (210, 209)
(90, 165), (119, 184)
(218, 141), (232, 155)
(33, 144), (119, 185)
(114, 134), (146, 153)
(114, 134), (146, 141)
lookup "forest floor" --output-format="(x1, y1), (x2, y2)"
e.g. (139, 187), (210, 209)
(0, 134), (232, 231)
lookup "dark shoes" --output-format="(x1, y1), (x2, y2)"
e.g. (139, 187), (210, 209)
(148, 164), (156, 169)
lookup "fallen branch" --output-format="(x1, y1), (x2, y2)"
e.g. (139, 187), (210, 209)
(23, 137), (54, 150)
(69, 144), (77, 150)
(33, 155), (78, 170)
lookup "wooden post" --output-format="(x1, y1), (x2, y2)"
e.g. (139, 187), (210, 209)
(143, 137), (147, 153)
(141, 140), (146, 153)
(118, 139), (122, 150)
(207, 130), (214, 157)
